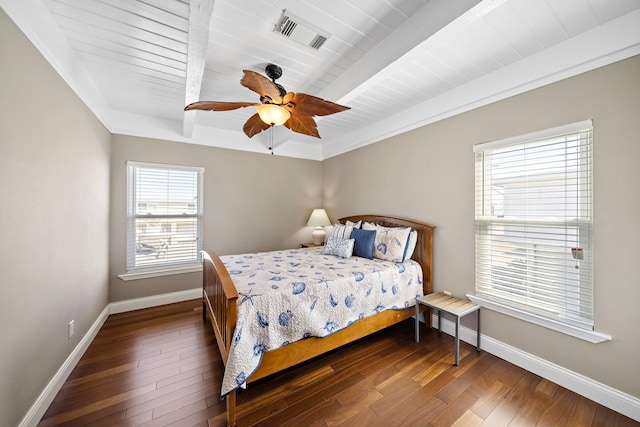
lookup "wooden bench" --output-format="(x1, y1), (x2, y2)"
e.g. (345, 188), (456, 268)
(415, 293), (481, 365)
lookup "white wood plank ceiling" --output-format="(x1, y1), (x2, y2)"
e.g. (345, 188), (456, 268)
(3, 0), (640, 159)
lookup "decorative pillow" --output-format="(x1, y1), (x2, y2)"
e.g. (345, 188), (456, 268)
(331, 224), (353, 240)
(404, 230), (418, 261)
(362, 223), (411, 263)
(324, 236), (355, 258)
(350, 228), (376, 259)
(345, 220), (362, 229)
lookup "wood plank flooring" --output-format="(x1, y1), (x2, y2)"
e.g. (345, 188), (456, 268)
(39, 299), (638, 427)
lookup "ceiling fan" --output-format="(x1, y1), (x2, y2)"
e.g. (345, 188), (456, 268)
(184, 64), (350, 139)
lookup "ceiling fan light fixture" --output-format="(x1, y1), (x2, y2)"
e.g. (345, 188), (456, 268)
(257, 104), (290, 126)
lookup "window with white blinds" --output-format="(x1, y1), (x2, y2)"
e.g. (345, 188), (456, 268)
(126, 161), (203, 272)
(474, 120), (593, 331)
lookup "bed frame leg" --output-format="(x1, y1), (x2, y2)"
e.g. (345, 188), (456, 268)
(226, 390), (237, 426)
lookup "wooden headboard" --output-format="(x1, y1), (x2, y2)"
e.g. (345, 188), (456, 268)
(339, 215), (435, 296)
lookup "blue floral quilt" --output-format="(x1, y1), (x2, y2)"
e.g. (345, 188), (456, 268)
(219, 246), (423, 396)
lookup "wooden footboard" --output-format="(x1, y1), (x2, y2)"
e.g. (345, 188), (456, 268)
(201, 250), (238, 365)
(202, 215), (435, 426)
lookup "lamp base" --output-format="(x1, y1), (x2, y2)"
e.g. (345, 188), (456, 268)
(311, 227), (326, 245)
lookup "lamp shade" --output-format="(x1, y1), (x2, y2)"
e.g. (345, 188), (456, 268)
(257, 104), (291, 126)
(306, 209), (331, 227)
(307, 209), (331, 245)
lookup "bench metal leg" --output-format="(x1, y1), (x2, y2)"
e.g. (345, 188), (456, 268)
(477, 308), (481, 351)
(415, 302), (420, 342)
(454, 316), (460, 366)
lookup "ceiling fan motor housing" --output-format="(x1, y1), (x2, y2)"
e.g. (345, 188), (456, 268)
(265, 64), (282, 81)
(265, 64), (287, 96)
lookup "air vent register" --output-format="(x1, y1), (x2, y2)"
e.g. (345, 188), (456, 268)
(275, 10), (329, 50)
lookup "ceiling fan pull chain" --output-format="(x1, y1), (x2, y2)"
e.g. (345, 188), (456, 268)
(269, 126), (274, 154)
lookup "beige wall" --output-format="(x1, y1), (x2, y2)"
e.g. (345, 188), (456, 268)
(4, 2), (639, 422)
(109, 135), (324, 301)
(324, 55), (640, 399)
(0, 9), (111, 427)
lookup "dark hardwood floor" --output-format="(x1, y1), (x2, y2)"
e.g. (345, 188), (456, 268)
(39, 299), (638, 427)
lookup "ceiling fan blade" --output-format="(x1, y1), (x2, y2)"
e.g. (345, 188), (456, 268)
(283, 93), (350, 117)
(241, 70), (283, 101)
(243, 113), (271, 138)
(184, 101), (257, 112)
(284, 114), (320, 138)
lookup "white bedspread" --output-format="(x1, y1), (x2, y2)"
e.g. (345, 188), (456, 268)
(219, 246), (423, 397)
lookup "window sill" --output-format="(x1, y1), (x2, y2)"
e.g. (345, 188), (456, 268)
(118, 264), (202, 281)
(466, 294), (611, 343)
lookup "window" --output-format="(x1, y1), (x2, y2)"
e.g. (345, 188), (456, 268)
(125, 161), (203, 276)
(474, 120), (594, 333)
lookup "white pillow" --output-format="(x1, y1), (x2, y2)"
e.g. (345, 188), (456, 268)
(345, 219), (362, 229)
(324, 236), (355, 258)
(362, 223), (411, 263)
(331, 224), (354, 239)
(405, 230), (418, 260)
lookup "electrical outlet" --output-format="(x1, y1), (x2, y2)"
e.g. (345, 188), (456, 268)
(443, 290), (452, 296)
(68, 320), (75, 339)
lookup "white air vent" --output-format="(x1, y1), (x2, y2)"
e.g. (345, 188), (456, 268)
(275, 10), (329, 50)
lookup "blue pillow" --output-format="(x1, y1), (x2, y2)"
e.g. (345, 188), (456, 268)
(351, 228), (376, 259)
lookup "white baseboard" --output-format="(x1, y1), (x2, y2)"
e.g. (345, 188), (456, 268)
(430, 314), (640, 422)
(109, 288), (202, 314)
(18, 305), (110, 427)
(19, 288), (201, 427)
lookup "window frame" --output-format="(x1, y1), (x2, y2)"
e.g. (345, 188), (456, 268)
(470, 120), (610, 343)
(119, 161), (204, 281)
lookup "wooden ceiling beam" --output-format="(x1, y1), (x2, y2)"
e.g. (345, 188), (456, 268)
(183, 0), (215, 138)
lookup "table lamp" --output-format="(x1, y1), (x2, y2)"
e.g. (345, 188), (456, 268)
(307, 208), (331, 245)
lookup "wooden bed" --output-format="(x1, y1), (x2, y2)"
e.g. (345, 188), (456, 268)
(201, 215), (435, 426)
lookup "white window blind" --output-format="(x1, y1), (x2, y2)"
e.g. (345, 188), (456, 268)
(126, 161), (203, 272)
(474, 120), (593, 330)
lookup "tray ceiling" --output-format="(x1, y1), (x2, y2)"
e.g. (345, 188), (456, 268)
(3, 0), (640, 159)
